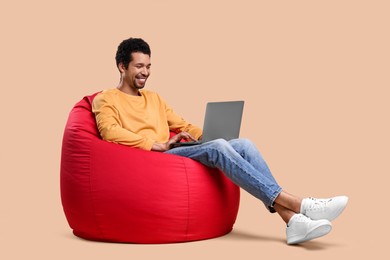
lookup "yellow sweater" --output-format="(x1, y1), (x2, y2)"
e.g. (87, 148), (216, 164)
(92, 88), (202, 150)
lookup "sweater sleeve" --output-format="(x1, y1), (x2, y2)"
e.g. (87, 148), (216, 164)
(159, 96), (203, 140)
(92, 93), (154, 150)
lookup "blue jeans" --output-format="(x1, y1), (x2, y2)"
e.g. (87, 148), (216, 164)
(165, 138), (282, 211)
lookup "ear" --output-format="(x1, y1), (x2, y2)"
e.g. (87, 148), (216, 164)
(118, 62), (127, 73)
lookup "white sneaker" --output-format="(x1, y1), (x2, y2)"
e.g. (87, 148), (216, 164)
(286, 214), (332, 245)
(301, 196), (349, 221)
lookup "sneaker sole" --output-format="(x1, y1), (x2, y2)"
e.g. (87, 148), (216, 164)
(287, 223), (332, 245)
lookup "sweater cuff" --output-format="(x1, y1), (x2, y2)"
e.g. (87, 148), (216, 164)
(143, 138), (155, 151)
(188, 128), (203, 141)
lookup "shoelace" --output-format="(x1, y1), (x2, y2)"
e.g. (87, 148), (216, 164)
(294, 214), (310, 223)
(306, 197), (333, 212)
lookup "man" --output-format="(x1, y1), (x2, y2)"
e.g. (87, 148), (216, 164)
(92, 37), (348, 245)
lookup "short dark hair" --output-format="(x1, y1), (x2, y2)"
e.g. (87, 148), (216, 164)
(115, 38), (151, 69)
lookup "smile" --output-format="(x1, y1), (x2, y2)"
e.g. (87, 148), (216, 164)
(136, 77), (147, 85)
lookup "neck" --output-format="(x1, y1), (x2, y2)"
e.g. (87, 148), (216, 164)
(117, 80), (140, 96)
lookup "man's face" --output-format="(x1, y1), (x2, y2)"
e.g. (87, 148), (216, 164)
(121, 52), (151, 91)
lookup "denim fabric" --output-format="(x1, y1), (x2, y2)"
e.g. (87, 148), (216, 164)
(165, 138), (282, 210)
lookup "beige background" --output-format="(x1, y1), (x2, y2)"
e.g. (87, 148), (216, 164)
(1, 0), (389, 259)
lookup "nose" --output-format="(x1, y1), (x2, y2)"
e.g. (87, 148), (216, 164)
(142, 67), (150, 76)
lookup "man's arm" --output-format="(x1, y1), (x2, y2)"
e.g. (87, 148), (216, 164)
(92, 94), (155, 150)
(159, 96), (203, 140)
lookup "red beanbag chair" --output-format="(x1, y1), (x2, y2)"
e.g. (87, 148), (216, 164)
(60, 93), (240, 243)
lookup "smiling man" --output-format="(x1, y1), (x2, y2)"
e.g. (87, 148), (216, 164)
(92, 37), (348, 245)
(93, 38), (201, 150)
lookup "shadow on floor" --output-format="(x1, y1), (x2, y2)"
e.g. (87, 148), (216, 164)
(224, 229), (344, 250)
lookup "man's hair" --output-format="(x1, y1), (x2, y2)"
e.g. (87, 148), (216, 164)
(115, 37), (151, 69)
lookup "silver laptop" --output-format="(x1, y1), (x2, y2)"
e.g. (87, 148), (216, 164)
(170, 101), (244, 148)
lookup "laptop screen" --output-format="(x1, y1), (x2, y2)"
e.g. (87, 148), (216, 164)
(202, 101), (244, 142)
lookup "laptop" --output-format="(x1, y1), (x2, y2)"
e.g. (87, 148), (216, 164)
(170, 101), (244, 149)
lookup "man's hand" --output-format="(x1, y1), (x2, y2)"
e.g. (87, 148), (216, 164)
(151, 132), (197, 152)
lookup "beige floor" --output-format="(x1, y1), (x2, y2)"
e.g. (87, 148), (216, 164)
(2, 190), (383, 260)
(2, 1), (389, 259)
